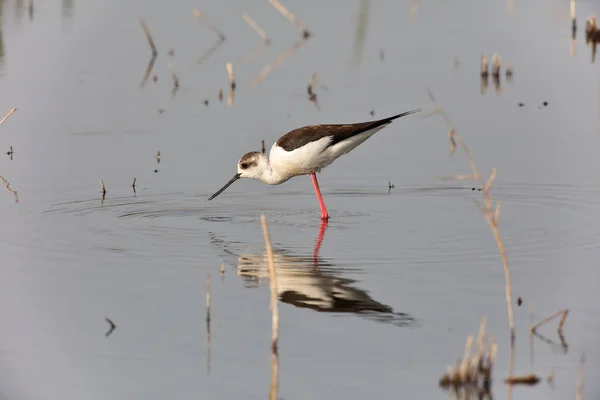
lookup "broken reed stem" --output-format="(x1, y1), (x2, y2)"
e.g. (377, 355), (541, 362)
(139, 19), (158, 56)
(0, 175), (18, 203)
(427, 89), (515, 374)
(100, 179), (107, 195)
(530, 309), (569, 334)
(226, 62), (236, 89)
(206, 271), (211, 323)
(226, 62), (236, 106)
(206, 271), (211, 374)
(193, 9), (226, 40)
(252, 39), (306, 87)
(260, 214), (279, 354)
(268, 0), (310, 37)
(0, 107), (17, 126)
(269, 351), (279, 400)
(504, 374), (540, 385)
(242, 13), (270, 43)
(169, 63), (180, 89)
(576, 354), (585, 400)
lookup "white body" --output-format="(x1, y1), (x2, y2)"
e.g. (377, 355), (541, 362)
(260, 124), (391, 185)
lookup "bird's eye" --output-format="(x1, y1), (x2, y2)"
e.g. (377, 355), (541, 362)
(240, 162), (248, 169)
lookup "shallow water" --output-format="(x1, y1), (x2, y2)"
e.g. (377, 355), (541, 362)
(1, 0), (599, 399)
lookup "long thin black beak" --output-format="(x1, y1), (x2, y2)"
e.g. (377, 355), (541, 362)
(208, 173), (241, 201)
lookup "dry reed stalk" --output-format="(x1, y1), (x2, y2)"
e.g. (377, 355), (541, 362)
(139, 19), (158, 56)
(139, 20), (158, 88)
(307, 73), (319, 110)
(349, 0), (370, 67)
(571, 0), (577, 31)
(410, 0), (419, 21)
(439, 316), (496, 391)
(140, 55), (157, 88)
(100, 180), (107, 195)
(426, 88), (515, 373)
(242, 13), (271, 62)
(260, 214), (279, 354)
(193, 9), (226, 66)
(269, 351), (279, 400)
(267, 0), (310, 38)
(576, 354), (585, 400)
(530, 309), (568, 334)
(132, 177), (137, 195)
(251, 39), (306, 87)
(243, 13), (270, 44)
(206, 271), (211, 374)
(104, 317), (116, 337)
(504, 374), (540, 385)
(226, 62), (236, 106)
(0, 175), (18, 203)
(192, 9), (226, 40)
(196, 38), (225, 66)
(507, 0), (514, 13)
(169, 62), (180, 98)
(206, 271), (211, 323)
(0, 107), (17, 126)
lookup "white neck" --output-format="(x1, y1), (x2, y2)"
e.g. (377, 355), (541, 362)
(258, 160), (288, 185)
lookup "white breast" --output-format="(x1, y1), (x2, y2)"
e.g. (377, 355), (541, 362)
(269, 136), (333, 179)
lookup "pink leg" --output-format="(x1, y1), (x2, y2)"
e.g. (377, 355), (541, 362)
(312, 219), (328, 267)
(310, 172), (329, 220)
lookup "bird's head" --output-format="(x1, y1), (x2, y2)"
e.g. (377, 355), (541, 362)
(207, 151), (269, 201)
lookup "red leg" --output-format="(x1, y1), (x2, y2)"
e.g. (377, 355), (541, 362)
(312, 219), (328, 267)
(310, 172), (329, 220)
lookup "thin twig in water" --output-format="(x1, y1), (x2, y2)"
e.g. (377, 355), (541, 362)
(504, 374), (540, 385)
(139, 20), (158, 88)
(576, 354), (585, 400)
(261, 140), (266, 154)
(206, 271), (211, 374)
(169, 62), (180, 98)
(307, 73), (319, 110)
(267, 0), (310, 38)
(260, 214), (279, 354)
(261, 215), (280, 400)
(243, 13), (271, 62)
(105, 317), (116, 337)
(0, 107), (17, 126)
(0, 175), (18, 203)
(349, 0), (370, 67)
(100, 179), (107, 203)
(426, 88), (515, 381)
(530, 309), (568, 334)
(139, 19), (158, 56)
(252, 39), (307, 87)
(193, 9), (225, 40)
(226, 62), (236, 106)
(193, 9), (226, 66)
(132, 177), (137, 195)
(243, 13), (270, 43)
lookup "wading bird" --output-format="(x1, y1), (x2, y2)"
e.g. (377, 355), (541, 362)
(208, 109), (421, 220)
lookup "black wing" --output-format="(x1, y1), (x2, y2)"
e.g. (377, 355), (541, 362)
(275, 108), (421, 152)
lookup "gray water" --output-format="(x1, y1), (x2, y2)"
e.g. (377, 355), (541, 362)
(1, 0), (599, 399)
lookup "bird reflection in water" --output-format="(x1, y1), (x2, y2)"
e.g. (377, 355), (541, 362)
(236, 220), (415, 327)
